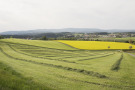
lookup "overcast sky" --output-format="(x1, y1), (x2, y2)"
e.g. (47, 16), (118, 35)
(0, 0), (135, 32)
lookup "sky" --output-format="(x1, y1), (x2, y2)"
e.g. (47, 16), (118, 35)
(0, 0), (135, 32)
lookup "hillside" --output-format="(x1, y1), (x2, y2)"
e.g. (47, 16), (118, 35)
(0, 39), (77, 50)
(0, 39), (135, 90)
(1, 28), (135, 35)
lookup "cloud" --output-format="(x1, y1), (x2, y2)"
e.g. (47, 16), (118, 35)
(0, 0), (135, 32)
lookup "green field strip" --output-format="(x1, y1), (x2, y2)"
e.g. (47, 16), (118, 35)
(111, 53), (123, 71)
(0, 39), (77, 50)
(0, 47), (107, 78)
(1, 41), (77, 51)
(121, 53), (135, 84)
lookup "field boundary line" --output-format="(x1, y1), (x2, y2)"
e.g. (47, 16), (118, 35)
(57, 41), (79, 50)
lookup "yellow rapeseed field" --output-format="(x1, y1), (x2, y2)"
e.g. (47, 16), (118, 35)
(58, 40), (135, 50)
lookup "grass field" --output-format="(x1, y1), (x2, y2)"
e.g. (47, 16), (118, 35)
(0, 39), (76, 50)
(89, 37), (135, 42)
(0, 39), (135, 90)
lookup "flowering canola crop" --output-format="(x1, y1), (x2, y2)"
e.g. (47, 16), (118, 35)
(58, 40), (135, 50)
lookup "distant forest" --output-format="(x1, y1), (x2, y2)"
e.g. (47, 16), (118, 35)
(0, 32), (135, 44)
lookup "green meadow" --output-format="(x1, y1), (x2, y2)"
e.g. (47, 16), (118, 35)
(0, 39), (135, 90)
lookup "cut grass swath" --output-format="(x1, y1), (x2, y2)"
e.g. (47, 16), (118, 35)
(78, 53), (115, 61)
(111, 53), (123, 71)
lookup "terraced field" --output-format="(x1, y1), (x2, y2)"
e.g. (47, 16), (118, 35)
(0, 39), (135, 90)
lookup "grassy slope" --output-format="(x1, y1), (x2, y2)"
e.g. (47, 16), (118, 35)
(0, 39), (135, 90)
(0, 51), (112, 90)
(0, 61), (51, 90)
(0, 39), (76, 50)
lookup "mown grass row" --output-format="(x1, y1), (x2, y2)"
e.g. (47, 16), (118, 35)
(56, 52), (112, 60)
(0, 47), (107, 78)
(111, 53), (123, 71)
(78, 53), (115, 61)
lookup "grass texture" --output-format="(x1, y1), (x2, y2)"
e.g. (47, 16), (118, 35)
(0, 39), (135, 90)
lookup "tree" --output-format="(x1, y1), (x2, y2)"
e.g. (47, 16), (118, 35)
(41, 36), (47, 40)
(10, 36), (13, 38)
(129, 39), (133, 44)
(0, 36), (4, 39)
(129, 46), (132, 49)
